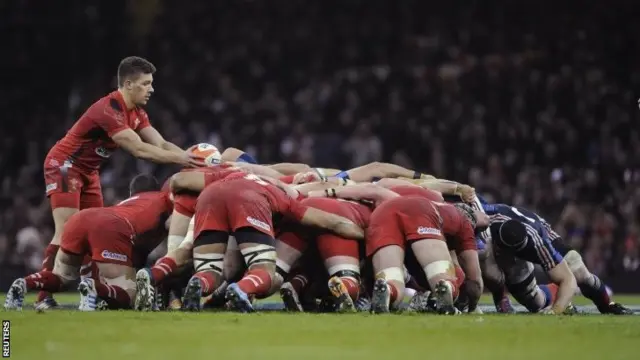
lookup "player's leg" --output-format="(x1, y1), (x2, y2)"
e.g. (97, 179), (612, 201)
(83, 220), (136, 311)
(555, 238), (632, 314)
(275, 231), (307, 297)
(137, 215), (193, 310)
(370, 245), (405, 313)
(4, 211), (89, 310)
(504, 261), (556, 313)
(201, 236), (246, 310)
(480, 243), (516, 313)
(183, 230), (228, 311)
(410, 239), (460, 314)
(227, 227), (277, 312)
(84, 263), (136, 311)
(317, 234), (361, 312)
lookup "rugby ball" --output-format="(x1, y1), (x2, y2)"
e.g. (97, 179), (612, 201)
(189, 143), (222, 166)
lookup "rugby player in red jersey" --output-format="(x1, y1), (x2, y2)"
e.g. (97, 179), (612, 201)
(133, 164), (248, 310)
(308, 183), (487, 314)
(4, 174), (173, 311)
(276, 196), (372, 312)
(181, 174), (365, 312)
(38, 56), (202, 309)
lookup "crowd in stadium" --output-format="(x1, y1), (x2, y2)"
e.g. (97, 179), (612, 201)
(1, 0), (639, 291)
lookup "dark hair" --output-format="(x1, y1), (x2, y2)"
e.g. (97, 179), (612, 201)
(117, 56), (156, 87)
(129, 174), (159, 196)
(496, 220), (528, 249)
(454, 203), (477, 228)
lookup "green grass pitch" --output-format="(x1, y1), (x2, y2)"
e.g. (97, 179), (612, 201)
(1, 294), (639, 360)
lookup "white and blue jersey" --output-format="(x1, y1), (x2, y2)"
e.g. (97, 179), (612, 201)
(486, 204), (564, 271)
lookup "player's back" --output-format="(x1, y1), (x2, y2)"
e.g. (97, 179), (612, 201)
(109, 191), (173, 235)
(47, 91), (148, 171)
(434, 203), (476, 252)
(211, 174), (295, 215)
(485, 204), (546, 234)
(301, 197), (372, 228)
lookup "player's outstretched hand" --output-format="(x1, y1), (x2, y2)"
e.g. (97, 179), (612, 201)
(293, 171), (323, 184)
(182, 151), (206, 168)
(459, 185), (476, 203)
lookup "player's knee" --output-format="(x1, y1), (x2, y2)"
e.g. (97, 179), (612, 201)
(564, 250), (588, 278)
(52, 259), (79, 285)
(193, 252), (224, 275)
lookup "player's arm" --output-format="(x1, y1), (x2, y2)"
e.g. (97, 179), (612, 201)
(268, 163), (311, 175)
(299, 207), (365, 240)
(456, 249), (483, 312)
(138, 126), (185, 153)
(307, 183), (399, 203)
(420, 179), (476, 203)
(231, 162), (284, 178)
(375, 177), (423, 188)
(293, 177), (353, 196)
(112, 129), (198, 166)
(546, 260), (578, 314)
(341, 162), (430, 183)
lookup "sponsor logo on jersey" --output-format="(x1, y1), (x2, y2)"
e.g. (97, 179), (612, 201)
(95, 146), (113, 158)
(133, 117), (140, 129)
(45, 183), (58, 193)
(417, 227), (441, 236)
(69, 178), (81, 192)
(101, 250), (128, 262)
(246, 216), (271, 232)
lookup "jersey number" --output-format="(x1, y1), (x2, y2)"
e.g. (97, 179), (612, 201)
(244, 174), (269, 186)
(511, 207), (536, 223)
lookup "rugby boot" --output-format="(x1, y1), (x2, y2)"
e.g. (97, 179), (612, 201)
(370, 278), (391, 314)
(4, 278), (26, 310)
(604, 302), (634, 315)
(407, 291), (433, 313)
(226, 283), (255, 313)
(280, 282), (304, 312)
(354, 296), (371, 312)
(34, 295), (59, 311)
(78, 278), (99, 311)
(134, 268), (155, 311)
(327, 276), (356, 312)
(182, 277), (203, 312)
(433, 280), (460, 315)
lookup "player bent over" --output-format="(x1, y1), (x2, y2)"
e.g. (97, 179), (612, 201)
(182, 174), (364, 312)
(4, 175), (172, 311)
(276, 197), (372, 312)
(39, 56), (202, 309)
(486, 219), (577, 314)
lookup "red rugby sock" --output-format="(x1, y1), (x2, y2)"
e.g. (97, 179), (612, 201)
(150, 257), (178, 285)
(388, 282), (401, 303)
(237, 269), (272, 296)
(193, 271), (218, 296)
(341, 277), (360, 301)
(25, 271), (63, 292)
(37, 244), (60, 302)
(95, 282), (131, 308)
